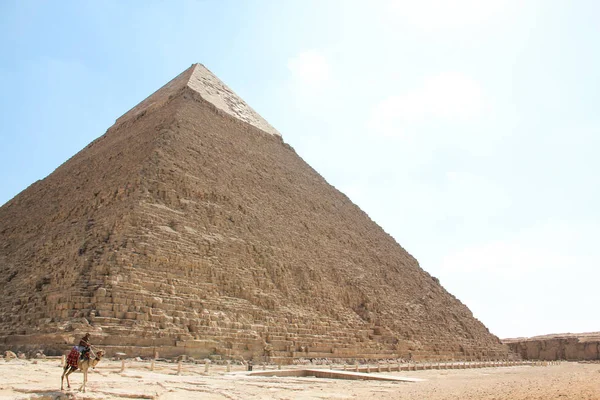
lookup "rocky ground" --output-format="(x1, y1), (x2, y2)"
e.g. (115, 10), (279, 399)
(0, 358), (598, 399)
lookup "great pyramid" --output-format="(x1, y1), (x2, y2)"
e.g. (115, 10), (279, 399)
(0, 64), (508, 362)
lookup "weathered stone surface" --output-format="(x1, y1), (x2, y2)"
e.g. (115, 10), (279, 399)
(0, 63), (508, 362)
(504, 332), (600, 360)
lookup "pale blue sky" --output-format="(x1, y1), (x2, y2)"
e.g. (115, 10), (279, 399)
(1, 0), (598, 338)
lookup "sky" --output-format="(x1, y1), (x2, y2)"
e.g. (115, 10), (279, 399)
(1, 0), (598, 339)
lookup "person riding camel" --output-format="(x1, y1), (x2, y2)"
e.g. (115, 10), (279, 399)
(66, 333), (92, 368)
(76, 333), (92, 360)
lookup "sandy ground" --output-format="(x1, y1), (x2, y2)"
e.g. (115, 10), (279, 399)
(0, 359), (599, 400)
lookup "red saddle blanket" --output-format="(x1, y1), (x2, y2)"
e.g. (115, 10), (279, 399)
(66, 348), (80, 368)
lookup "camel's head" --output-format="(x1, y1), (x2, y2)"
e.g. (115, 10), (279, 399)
(91, 350), (105, 369)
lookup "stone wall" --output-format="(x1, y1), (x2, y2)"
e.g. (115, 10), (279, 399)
(505, 334), (600, 361)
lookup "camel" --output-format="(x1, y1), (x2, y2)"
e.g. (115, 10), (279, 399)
(60, 350), (104, 392)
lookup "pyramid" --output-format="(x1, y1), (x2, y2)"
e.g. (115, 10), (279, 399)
(0, 64), (508, 361)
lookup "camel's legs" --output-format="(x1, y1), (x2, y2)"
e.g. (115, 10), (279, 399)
(62, 366), (76, 390)
(79, 369), (87, 392)
(60, 367), (67, 390)
(66, 368), (75, 388)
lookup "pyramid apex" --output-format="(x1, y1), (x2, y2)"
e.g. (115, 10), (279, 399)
(116, 63), (281, 137)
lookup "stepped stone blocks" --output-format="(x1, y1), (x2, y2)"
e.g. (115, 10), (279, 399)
(0, 63), (509, 361)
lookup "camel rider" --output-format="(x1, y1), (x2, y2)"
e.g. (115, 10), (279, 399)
(76, 333), (92, 360)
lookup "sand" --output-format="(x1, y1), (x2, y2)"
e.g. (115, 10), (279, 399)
(0, 359), (598, 399)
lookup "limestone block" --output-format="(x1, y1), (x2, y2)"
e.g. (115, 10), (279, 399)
(136, 313), (148, 321)
(97, 303), (114, 311)
(97, 310), (115, 318)
(184, 340), (219, 349)
(95, 296), (111, 303)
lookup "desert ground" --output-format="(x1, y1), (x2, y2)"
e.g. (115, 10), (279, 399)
(0, 358), (598, 400)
